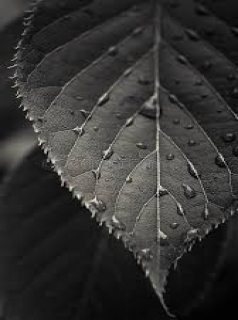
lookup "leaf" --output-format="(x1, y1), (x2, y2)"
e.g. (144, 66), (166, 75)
(0, 148), (233, 319)
(15, 0), (238, 312)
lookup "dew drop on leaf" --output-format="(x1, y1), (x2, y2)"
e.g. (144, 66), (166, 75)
(126, 117), (134, 127)
(108, 46), (119, 56)
(92, 168), (101, 180)
(103, 148), (114, 161)
(136, 142), (147, 150)
(137, 76), (151, 86)
(170, 222), (179, 230)
(185, 124), (194, 130)
(177, 203), (185, 216)
(182, 184), (197, 199)
(186, 29), (200, 41)
(159, 187), (169, 197)
(169, 93), (178, 104)
(73, 126), (85, 136)
(227, 73), (236, 81)
(202, 206), (209, 220)
(98, 93), (110, 106)
(215, 154), (226, 168)
(195, 4), (209, 16)
(126, 176), (133, 184)
(173, 118), (180, 125)
(80, 109), (91, 119)
(222, 132), (236, 143)
(166, 153), (175, 161)
(132, 26), (144, 37)
(188, 139), (196, 146)
(231, 88), (238, 98)
(177, 54), (187, 65)
(187, 162), (199, 179)
(231, 27), (238, 37)
(203, 60), (212, 70)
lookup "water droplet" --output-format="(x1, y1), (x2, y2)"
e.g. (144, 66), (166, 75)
(202, 206), (209, 220)
(173, 118), (180, 125)
(185, 124), (194, 130)
(231, 27), (238, 37)
(186, 229), (199, 241)
(195, 79), (203, 86)
(111, 216), (126, 231)
(92, 168), (101, 180)
(227, 73), (236, 81)
(76, 96), (84, 101)
(126, 176), (133, 183)
(138, 76), (151, 86)
(108, 46), (118, 56)
(140, 248), (153, 261)
(177, 54), (187, 65)
(73, 126), (84, 136)
(103, 148), (114, 160)
(215, 154), (226, 168)
(132, 26), (143, 36)
(177, 203), (185, 216)
(169, 94), (178, 104)
(136, 142), (147, 150)
(188, 139), (196, 146)
(201, 93), (208, 99)
(166, 153), (175, 161)
(159, 187), (168, 197)
(195, 5), (209, 16)
(159, 231), (169, 246)
(232, 88), (238, 98)
(170, 222), (179, 229)
(187, 163), (199, 179)
(203, 60), (212, 70)
(124, 68), (132, 77)
(140, 98), (156, 119)
(98, 93), (110, 106)
(126, 117), (134, 127)
(182, 184), (196, 199)
(233, 145), (238, 156)
(80, 109), (91, 118)
(186, 29), (200, 41)
(222, 132), (236, 143)
(115, 113), (123, 119)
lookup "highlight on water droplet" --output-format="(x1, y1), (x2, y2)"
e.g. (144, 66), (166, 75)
(98, 92), (110, 106)
(215, 154), (226, 168)
(72, 126), (85, 136)
(108, 46), (118, 56)
(182, 184), (196, 199)
(92, 168), (101, 180)
(166, 153), (175, 161)
(170, 222), (179, 230)
(222, 132), (236, 143)
(103, 148), (114, 161)
(136, 142), (147, 150)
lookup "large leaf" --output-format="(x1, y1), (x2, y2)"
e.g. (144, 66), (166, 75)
(15, 0), (238, 311)
(0, 148), (234, 319)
